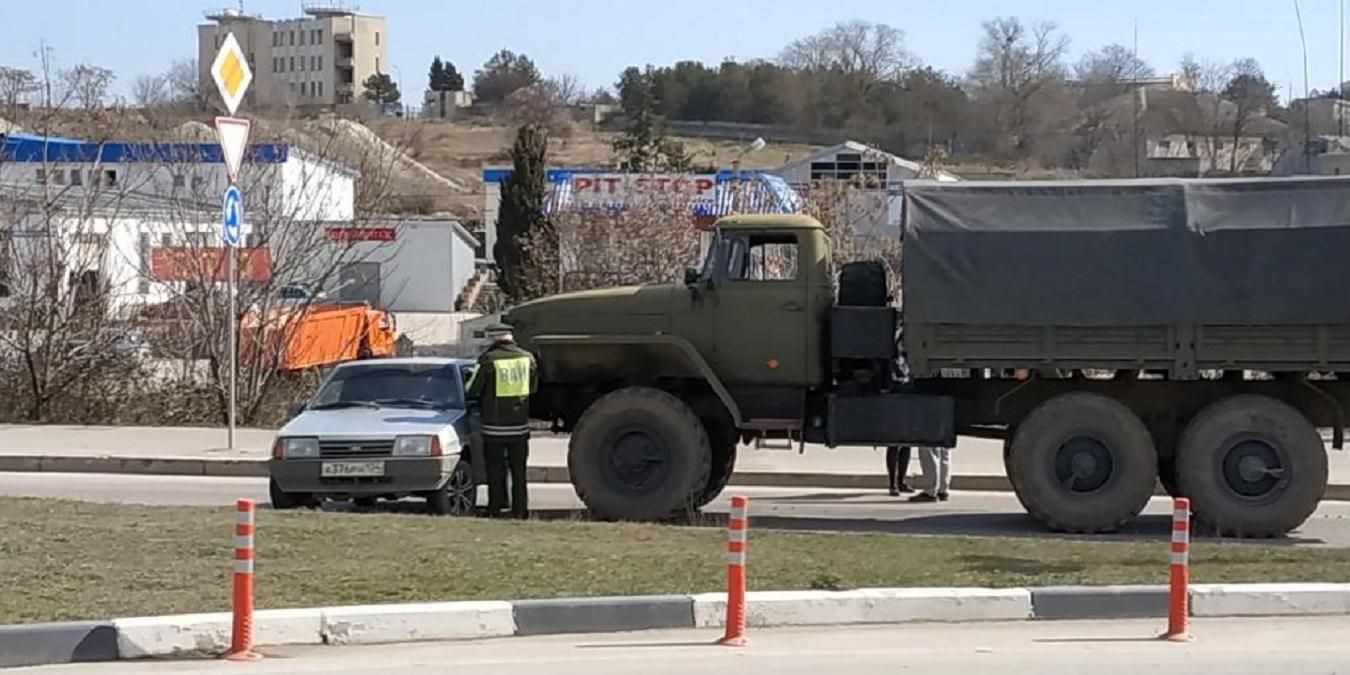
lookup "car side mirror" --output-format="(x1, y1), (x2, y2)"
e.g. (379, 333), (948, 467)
(684, 267), (701, 286)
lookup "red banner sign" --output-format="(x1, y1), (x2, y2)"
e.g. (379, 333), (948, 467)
(150, 247), (273, 282)
(327, 227), (396, 242)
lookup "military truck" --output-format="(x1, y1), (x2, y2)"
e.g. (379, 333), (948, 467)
(504, 176), (1350, 537)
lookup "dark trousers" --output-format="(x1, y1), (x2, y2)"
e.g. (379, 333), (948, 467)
(484, 436), (529, 518)
(886, 446), (911, 490)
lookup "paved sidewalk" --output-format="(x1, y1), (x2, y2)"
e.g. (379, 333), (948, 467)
(1, 424), (1348, 497)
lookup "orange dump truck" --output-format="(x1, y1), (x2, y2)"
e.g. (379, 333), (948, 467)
(244, 301), (397, 373)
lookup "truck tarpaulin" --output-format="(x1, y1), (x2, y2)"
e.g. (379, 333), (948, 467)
(900, 176), (1350, 326)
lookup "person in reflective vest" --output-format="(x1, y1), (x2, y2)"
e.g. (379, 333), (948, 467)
(465, 323), (537, 518)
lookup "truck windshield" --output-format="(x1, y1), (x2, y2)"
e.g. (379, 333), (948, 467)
(310, 363), (464, 411)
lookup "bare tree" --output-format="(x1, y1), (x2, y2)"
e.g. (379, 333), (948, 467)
(166, 58), (205, 109)
(60, 64), (115, 110)
(524, 191), (701, 298)
(1221, 58), (1279, 174)
(546, 74), (584, 106)
(502, 82), (574, 136)
(1176, 54), (1234, 175)
(0, 66), (39, 114)
(1069, 44), (1156, 171)
(131, 119), (410, 424)
(780, 19), (912, 81)
(968, 17), (1071, 160)
(0, 63), (143, 422)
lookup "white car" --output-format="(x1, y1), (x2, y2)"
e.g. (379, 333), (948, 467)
(268, 357), (481, 515)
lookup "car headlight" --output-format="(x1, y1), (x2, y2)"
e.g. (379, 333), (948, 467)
(393, 435), (441, 457)
(274, 437), (319, 459)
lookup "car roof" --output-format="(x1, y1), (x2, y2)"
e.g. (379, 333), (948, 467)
(335, 357), (473, 369)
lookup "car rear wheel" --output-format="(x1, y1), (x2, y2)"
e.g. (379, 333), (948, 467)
(426, 461), (478, 516)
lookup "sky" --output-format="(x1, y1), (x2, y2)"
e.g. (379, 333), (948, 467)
(1, 0), (1347, 103)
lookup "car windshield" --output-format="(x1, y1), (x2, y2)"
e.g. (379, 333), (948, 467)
(310, 363), (465, 411)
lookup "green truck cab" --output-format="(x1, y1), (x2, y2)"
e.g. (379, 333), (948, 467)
(506, 178), (1350, 537)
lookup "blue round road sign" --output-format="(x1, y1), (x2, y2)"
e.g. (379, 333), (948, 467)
(222, 185), (243, 247)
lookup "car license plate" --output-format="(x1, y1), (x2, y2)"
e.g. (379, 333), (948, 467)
(321, 461), (385, 478)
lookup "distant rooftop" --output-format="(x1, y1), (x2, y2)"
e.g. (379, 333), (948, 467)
(1, 132), (288, 164)
(204, 7), (264, 22)
(303, 1), (361, 17)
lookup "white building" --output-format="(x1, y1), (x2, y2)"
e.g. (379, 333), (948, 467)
(0, 132), (355, 314)
(772, 141), (960, 233)
(325, 217), (479, 312)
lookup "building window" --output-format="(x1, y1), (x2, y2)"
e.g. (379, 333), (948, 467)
(375, 32), (380, 46)
(316, 28), (323, 43)
(172, 174), (185, 187)
(272, 32), (278, 46)
(289, 57), (296, 71)
(35, 169), (46, 183)
(375, 57), (380, 72)
(299, 29), (305, 46)
(192, 176), (206, 189)
(289, 30), (295, 45)
(69, 170), (82, 186)
(317, 56), (323, 70)
(318, 81), (323, 98)
(51, 169), (65, 185)
(103, 169), (117, 187)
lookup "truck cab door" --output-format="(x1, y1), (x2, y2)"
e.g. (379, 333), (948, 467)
(711, 231), (810, 387)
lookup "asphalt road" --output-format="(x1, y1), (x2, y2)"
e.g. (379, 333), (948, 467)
(17, 617), (1350, 674)
(6, 472), (1350, 546)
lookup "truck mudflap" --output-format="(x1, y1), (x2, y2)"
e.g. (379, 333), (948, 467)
(826, 393), (956, 448)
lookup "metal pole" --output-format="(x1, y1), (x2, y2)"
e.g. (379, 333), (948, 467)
(228, 232), (237, 450)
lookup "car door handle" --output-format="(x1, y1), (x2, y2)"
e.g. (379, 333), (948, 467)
(781, 301), (803, 311)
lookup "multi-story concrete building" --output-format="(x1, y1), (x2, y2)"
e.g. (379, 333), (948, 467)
(197, 3), (388, 109)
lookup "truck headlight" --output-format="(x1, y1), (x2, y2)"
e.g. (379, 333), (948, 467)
(275, 437), (319, 459)
(394, 435), (442, 457)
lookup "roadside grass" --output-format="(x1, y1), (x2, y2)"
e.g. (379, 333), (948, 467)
(4, 497), (1350, 623)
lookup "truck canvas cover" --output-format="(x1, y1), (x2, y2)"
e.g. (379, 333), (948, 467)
(901, 176), (1350, 326)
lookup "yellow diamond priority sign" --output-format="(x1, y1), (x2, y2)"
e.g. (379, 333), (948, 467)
(211, 32), (252, 116)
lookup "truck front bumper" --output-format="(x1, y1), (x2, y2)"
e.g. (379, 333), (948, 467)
(269, 456), (460, 497)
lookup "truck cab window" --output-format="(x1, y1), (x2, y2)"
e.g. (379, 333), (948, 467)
(726, 234), (798, 281)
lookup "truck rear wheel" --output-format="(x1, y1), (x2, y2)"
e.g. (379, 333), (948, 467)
(568, 387), (712, 521)
(1007, 393), (1157, 533)
(1175, 395), (1326, 537)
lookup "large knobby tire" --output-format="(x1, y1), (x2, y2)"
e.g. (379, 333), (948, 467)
(696, 442), (738, 508)
(1007, 393), (1157, 533)
(1175, 395), (1327, 538)
(569, 387), (712, 521)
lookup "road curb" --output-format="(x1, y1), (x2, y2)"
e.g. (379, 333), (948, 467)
(7, 583), (1350, 667)
(4, 454), (1350, 501)
(1030, 585), (1170, 620)
(0, 621), (118, 668)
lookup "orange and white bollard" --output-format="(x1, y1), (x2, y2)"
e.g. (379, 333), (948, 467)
(718, 495), (749, 647)
(226, 498), (262, 661)
(1163, 497), (1193, 642)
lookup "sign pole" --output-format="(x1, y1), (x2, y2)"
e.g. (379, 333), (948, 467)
(211, 32), (252, 453)
(227, 242), (237, 450)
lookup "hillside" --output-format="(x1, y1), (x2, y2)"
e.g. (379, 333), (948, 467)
(367, 118), (820, 218)
(2, 110), (819, 219)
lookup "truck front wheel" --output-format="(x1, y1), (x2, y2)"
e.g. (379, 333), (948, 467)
(568, 387), (713, 521)
(1175, 395), (1326, 537)
(1007, 393), (1157, 533)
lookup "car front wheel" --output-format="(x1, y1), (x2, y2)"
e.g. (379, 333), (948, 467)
(426, 461), (478, 516)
